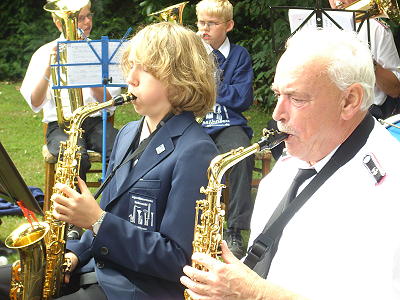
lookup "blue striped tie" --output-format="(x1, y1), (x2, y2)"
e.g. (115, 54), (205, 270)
(212, 49), (226, 67)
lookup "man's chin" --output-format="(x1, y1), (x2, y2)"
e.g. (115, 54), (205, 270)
(284, 142), (300, 157)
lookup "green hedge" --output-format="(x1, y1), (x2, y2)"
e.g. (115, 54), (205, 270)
(0, 0), (143, 82)
(0, 0), (354, 112)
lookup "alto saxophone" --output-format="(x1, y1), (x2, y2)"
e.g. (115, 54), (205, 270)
(6, 93), (134, 300)
(184, 129), (288, 300)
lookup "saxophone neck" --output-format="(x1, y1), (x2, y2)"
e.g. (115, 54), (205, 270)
(69, 92), (135, 128)
(208, 143), (260, 185)
(207, 129), (288, 185)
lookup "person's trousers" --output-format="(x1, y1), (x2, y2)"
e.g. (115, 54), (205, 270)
(46, 116), (118, 181)
(0, 265), (10, 299)
(0, 264), (106, 299)
(210, 126), (254, 230)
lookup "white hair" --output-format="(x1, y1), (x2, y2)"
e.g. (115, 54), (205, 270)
(284, 29), (375, 111)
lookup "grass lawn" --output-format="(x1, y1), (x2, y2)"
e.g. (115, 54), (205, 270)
(0, 81), (272, 261)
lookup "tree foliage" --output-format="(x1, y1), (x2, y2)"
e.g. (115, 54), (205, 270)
(6, 0), (400, 112)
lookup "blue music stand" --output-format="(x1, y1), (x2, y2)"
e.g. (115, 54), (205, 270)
(52, 28), (132, 181)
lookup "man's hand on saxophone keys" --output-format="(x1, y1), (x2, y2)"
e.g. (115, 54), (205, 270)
(181, 241), (264, 300)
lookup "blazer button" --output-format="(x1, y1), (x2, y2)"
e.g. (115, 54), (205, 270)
(100, 246), (109, 256)
(96, 261), (105, 269)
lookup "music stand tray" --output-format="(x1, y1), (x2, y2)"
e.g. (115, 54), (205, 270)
(0, 141), (43, 216)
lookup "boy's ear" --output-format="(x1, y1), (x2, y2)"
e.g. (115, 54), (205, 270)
(226, 19), (234, 33)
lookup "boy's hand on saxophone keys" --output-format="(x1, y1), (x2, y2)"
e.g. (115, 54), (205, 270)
(52, 177), (103, 230)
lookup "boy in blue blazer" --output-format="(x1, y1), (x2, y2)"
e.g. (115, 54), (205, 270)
(50, 22), (219, 299)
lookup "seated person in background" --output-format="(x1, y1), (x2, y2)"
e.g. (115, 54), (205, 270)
(329, 0), (400, 119)
(20, 0), (121, 182)
(196, 0), (254, 259)
(181, 29), (400, 300)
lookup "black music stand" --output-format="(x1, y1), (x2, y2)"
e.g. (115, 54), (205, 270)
(0, 141), (43, 216)
(270, 0), (371, 57)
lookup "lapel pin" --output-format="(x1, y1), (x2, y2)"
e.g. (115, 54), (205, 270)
(156, 144), (166, 155)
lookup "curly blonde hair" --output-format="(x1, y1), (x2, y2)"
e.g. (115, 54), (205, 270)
(121, 22), (216, 117)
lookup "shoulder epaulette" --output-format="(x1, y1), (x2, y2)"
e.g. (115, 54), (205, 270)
(362, 153), (386, 185)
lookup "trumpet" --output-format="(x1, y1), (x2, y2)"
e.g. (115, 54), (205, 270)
(148, 1), (189, 24)
(337, 0), (400, 23)
(44, 0), (89, 128)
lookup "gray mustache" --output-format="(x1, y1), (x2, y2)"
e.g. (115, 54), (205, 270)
(277, 121), (295, 135)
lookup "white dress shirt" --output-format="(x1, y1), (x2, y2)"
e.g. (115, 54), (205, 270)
(20, 35), (121, 123)
(358, 19), (400, 105)
(249, 120), (400, 299)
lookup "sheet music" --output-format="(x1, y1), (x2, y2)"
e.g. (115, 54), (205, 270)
(288, 9), (355, 33)
(59, 40), (127, 86)
(108, 42), (127, 84)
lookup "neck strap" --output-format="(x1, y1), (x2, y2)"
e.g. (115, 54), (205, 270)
(93, 112), (174, 199)
(244, 114), (375, 274)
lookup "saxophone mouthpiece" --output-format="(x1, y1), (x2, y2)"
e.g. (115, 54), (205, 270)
(112, 93), (136, 106)
(258, 129), (288, 151)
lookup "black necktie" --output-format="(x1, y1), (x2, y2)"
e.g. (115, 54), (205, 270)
(248, 167), (316, 278)
(212, 49), (226, 66)
(284, 168), (317, 206)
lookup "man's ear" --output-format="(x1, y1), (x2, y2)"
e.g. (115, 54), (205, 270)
(341, 83), (364, 120)
(226, 19), (234, 33)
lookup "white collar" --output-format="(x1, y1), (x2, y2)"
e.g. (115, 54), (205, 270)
(288, 146), (339, 173)
(216, 37), (230, 59)
(139, 119), (151, 144)
(203, 37), (231, 59)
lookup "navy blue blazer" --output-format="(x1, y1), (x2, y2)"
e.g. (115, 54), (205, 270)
(202, 43), (254, 138)
(67, 111), (219, 299)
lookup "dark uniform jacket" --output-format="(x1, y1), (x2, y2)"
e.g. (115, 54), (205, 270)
(67, 111), (219, 299)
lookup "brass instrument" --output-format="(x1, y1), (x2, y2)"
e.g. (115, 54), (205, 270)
(5, 222), (49, 300)
(6, 93), (134, 300)
(44, 0), (89, 128)
(148, 1), (189, 24)
(184, 129), (288, 300)
(337, 0), (400, 23)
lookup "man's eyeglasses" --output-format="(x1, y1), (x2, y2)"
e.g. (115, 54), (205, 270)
(78, 12), (94, 23)
(196, 20), (229, 29)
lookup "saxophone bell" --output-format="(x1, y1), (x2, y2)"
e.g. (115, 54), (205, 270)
(5, 222), (50, 300)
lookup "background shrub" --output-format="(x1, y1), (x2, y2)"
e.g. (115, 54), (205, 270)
(1, 0), (398, 112)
